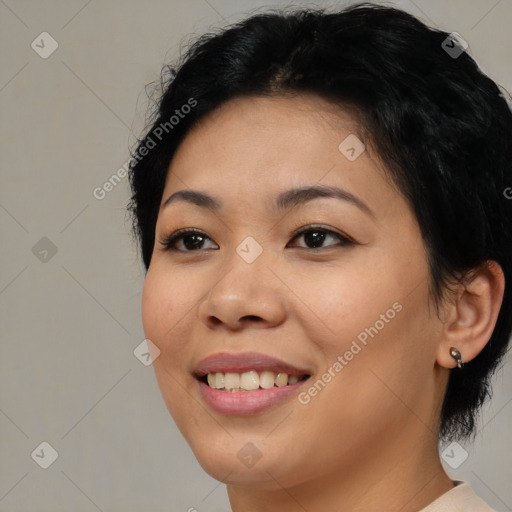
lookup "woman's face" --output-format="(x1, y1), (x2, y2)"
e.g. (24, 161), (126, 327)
(142, 94), (447, 489)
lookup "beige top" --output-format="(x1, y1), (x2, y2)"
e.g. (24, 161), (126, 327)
(419, 481), (496, 511)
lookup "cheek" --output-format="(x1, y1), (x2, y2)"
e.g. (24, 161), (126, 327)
(141, 263), (217, 400)
(295, 245), (434, 376)
(141, 266), (192, 356)
(141, 267), (198, 420)
(141, 270), (164, 343)
(308, 277), (436, 434)
(291, 260), (400, 352)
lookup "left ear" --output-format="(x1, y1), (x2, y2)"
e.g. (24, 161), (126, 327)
(436, 260), (505, 369)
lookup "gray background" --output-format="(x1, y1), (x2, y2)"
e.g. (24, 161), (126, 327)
(0, 0), (511, 511)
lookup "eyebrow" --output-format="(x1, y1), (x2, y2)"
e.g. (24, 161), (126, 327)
(161, 185), (375, 218)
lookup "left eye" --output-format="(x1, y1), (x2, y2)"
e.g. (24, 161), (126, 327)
(159, 226), (353, 252)
(288, 227), (354, 249)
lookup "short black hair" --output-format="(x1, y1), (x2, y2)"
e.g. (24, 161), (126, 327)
(127, 2), (512, 442)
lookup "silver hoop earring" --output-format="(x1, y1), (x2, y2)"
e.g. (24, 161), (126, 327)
(450, 347), (463, 368)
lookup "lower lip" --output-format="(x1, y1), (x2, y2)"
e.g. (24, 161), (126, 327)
(197, 379), (308, 415)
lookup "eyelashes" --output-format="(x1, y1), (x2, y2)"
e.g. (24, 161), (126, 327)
(158, 225), (355, 253)
(159, 228), (217, 252)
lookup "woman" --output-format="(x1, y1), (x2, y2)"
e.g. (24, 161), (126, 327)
(127, 3), (511, 510)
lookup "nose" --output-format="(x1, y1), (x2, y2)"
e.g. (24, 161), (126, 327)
(197, 253), (287, 331)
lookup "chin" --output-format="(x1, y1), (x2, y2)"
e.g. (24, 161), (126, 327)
(185, 432), (314, 491)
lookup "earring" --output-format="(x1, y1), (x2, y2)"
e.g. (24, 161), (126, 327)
(449, 347), (463, 368)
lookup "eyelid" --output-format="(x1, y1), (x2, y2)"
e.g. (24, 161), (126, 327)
(158, 224), (355, 252)
(288, 224), (355, 246)
(158, 228), (218, 251)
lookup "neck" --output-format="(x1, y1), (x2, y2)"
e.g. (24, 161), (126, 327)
(226, 427), (454, 512)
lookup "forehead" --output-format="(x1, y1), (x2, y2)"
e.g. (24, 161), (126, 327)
(161, 94), (396, 216)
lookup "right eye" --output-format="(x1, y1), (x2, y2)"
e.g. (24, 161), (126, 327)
(158, 229), (219, 252)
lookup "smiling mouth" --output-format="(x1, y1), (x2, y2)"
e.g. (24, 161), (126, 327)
(198, 370), (310, 392)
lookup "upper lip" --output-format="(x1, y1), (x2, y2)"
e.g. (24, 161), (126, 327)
(194, 352), (311, 378)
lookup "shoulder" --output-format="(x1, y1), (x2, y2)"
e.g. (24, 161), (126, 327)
(418, 481), (497, 512)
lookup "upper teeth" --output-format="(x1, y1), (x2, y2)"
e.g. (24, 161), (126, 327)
(206, 371), (301, 391)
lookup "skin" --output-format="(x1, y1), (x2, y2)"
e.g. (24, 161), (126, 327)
(141, 93), (504, 512)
